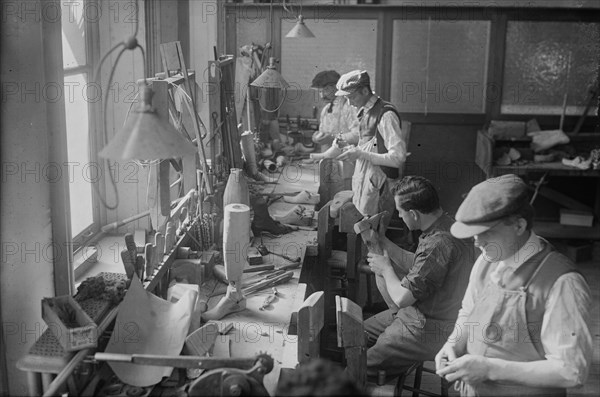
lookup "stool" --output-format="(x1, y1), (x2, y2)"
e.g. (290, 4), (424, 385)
(394, 361), (449, 397)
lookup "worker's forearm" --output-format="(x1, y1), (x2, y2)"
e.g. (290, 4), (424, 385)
(381, 237), (414, 274)
(487, 357), (584, 388)
(362, 150), (405, 167)
(382, 273), (415, 309)
(445, 314), (469, 355)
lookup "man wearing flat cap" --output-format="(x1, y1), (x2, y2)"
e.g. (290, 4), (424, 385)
(310, 70), (359, 152)
(335, 70), (408, 218)
(435, 174), (592, 396)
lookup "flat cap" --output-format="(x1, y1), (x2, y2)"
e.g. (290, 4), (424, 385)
(311, 70), (340, 88)
(335, 70), (370, 96)
(451, 174), (530, 239)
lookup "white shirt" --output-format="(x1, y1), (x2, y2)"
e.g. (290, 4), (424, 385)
(318, 96), (359, 138)
(353, 95), (408, 168)
(458, 232), (593, 386)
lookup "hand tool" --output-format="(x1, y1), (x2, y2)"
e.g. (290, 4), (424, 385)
(243, 271), (293, 295)
(243, 264), (274, 273)
(257, 234), (301, 262)
(259, 288), (278, 310)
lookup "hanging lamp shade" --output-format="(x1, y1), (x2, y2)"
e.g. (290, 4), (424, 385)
(251, 57), (290, 90)
(285, 15), (315, 38)
(99, 84), (196, 161)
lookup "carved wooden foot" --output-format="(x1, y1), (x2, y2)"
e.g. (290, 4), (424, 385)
(201, 284), (246, 321)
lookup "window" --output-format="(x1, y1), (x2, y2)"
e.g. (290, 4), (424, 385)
(61, 0), (100, 247)
(501, 21), (600, 115)
(280, 18), (378, 116)
(391, 19), (491, 114)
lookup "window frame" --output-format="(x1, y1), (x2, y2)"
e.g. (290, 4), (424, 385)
(62, 0), (103, 253)
(224, 3), (599, 128)
(51, 0), (105, 294)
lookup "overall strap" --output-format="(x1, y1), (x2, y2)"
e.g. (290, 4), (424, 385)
(374, 101), (401, 179)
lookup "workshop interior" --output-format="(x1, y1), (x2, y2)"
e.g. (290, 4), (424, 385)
(1, 0), (600, 396)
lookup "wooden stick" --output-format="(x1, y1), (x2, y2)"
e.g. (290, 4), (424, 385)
(559, 92), (568, 131)
(101, 197), (185, 233)
(559, 52), (571, 131)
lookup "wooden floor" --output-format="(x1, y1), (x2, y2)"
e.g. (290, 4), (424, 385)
(368, 257), (600, 397)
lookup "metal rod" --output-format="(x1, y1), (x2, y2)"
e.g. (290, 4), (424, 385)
(93, 353), (256, 370)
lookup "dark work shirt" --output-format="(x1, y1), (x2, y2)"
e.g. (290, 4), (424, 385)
(399, 213), (475, 321)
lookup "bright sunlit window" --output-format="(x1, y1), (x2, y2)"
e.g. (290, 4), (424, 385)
(61, 0), (99, 243)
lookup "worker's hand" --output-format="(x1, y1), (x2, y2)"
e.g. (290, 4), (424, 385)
(336, 146), (363, 162)
(366, 250), (393, 277)
(435, 343), (459, 371)
(312, 131), (333, 145)
(436, 354), (492, 386)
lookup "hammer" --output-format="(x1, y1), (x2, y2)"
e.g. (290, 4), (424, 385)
(353, 211), (389, 255)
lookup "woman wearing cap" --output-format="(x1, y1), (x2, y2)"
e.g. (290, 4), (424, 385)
(435, 174), (593, 396)
(310, 70), (359, 152)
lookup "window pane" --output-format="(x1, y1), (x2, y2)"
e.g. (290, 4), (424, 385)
(61, 0), (87, 68)
(501, 21), (600, 115)
(237, 16), (267, 46)
(280, 19), (378, 115)
(64, 73), (94, 236)
(391, 20), (490, 114)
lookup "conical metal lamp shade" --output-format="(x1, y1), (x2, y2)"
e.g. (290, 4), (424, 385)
(251, 58), (290, 90)
(99, 85), (196, 161)
(285, 15), (315, 38)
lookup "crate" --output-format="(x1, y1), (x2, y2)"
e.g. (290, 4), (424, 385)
(42, 295), (97, 352)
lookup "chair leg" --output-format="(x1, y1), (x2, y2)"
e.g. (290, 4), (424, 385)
(412, 365), (423, 397)
(393, 362), (422, 397)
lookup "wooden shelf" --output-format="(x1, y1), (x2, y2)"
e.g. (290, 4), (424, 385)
(534, 221), (600, 240)
(476, 130), (600, 240)
(492, 163), (600, 177)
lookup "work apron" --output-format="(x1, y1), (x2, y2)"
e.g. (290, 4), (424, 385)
(351, 136), (394, 217)
(461, 253), (566, 397)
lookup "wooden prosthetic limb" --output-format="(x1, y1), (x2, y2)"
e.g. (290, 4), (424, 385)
(353, 211), (399, 312)
(202, 204), (249, 321)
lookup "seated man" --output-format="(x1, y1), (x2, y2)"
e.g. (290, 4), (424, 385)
(364, 176), (475, 378)
(435, 174), (593, 396)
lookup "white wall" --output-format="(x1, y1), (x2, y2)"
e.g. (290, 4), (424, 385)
(189, 0), (219, 162)
(1, 1), (57, 394)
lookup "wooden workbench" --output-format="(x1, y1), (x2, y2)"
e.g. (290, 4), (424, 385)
(17, 162), (320, 396)
(201, 162), (319, 395)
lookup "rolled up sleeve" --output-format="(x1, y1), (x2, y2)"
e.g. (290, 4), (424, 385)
(400, 234), (453, 301)
(541, 272), (593, 387)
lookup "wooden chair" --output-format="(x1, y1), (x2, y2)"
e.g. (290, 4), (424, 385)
(394, 361), (450, 397)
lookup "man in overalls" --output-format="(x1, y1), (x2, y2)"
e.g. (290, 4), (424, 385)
(335, 70), (408, 219)
(436, 174), (593, 396)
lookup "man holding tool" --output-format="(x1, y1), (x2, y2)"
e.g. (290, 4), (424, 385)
(310, 70), (359, 152)
(435, 174), (593, 396)
(362, 176), (474, 379)
(335, 70), (408, 220)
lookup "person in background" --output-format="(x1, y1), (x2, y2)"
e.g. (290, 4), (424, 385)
(310, 70), (359, 152)
(276, 358), (366, 396)
(435, 174), (593, 396)
(335, 70), (408, 219)
(364, 176), (474, 379)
